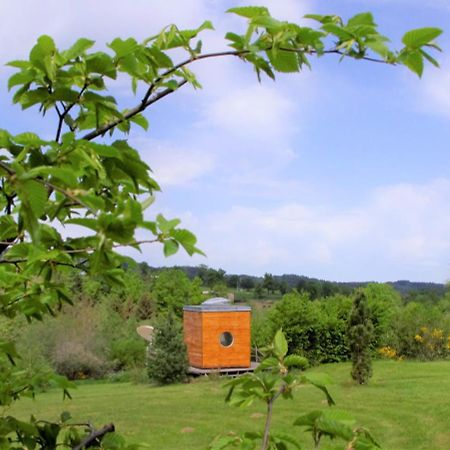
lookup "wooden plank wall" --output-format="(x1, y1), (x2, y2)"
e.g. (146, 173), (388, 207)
(201, 311), (251, 368)
(183, 311), (203, 367)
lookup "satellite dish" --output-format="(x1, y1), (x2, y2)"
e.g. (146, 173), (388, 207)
(137, 325), (154, 342)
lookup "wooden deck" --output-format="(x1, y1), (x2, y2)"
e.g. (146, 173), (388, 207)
(187, 361), (259, 376)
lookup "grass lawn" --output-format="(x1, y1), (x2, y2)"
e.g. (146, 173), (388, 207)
(6, 360), (450, 450)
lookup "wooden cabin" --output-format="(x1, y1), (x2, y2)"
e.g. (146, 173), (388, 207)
(183, 298), (251, 369)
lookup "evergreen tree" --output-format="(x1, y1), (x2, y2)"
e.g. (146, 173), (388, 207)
(348, 290), (374, 384)
(147, 315), (188, 384)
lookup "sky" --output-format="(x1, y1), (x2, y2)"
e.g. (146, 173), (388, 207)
(1, 0), (450, 282)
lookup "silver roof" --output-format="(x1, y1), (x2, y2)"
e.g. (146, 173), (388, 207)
(202, 297), (231, 305)
(183, 297), (251, 312)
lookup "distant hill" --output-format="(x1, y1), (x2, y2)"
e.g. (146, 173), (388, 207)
(141, 264), (446, 297)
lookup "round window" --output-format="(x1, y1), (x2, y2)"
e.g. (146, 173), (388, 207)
(219, 331), (234, 347)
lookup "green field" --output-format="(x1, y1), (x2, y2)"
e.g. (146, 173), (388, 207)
(7, 361), (450, 450)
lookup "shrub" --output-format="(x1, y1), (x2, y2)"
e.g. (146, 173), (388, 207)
(147, 315), (188, 384)
(263, 291), (351, 364)
(109, 338), (147, 370)
(414, 326), (449, 360)
(52, 341), (108, 380)
(348, 291), (374, 384)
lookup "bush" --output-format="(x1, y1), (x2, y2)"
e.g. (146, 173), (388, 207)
(52, 341), (109, 380)
(147, 315), (188, 384)
(348, 291), (374, 384)
(263, 291), (351, 364)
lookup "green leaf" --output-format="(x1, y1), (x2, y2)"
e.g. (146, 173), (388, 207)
(170, 228), (202, 256)
(284, 355), (308, 369)
(322, 23), (354, 41)
(147, 47), (173, 68)
(294, 410), (322, 427)
(347, 12), (375, 28)
(271, 432), (302, 449)
(100, 432), (126, 449)
(62, 38), (95, 60)
(163, 239), (179, 257)
(227, 6), (269, 19)
(256, 356), (279, 371)
(402, 27), (443, 49)
(304, 14), (342, 25)
(140, 195), (155, 211)
(21, 180), (48, 218)
(0, 340), (20, 364)
(301, 373), (335, 406)
(365, 38), (391, 59)
(109, 38), (139, 58)
(29, 35), (56, 63)
(267, 49), (299, 73)
(273, 329), (288, 358)
(129, 114), (149, 131)
(0, 216), (18, 240)
(7, 60), (30, 69)
(401, 50), (424, 77)
(14, 132), (47, 147)
(8, 71), (35, 91)
(65, 218), (99, 232)
(33, 167), (78, 187)
(86, 52), (117, 79)
(157, 214), (181, 233)
(420, 49), (440, 68)
(86, 141), (122, 159)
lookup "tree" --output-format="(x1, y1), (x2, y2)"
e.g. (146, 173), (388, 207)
(348, 290), (374, 384)
(151, 269), (203, 317)
(363, 283), (402, 347)
(263, 272), (275, 294)
(240, 276), (255, 290)
(198, 265), (226, 288)
(254, 282), (265, 299)
(0, 5), (442, 447)
(147, 314), (188, 384)
(226, 274), (239, 289)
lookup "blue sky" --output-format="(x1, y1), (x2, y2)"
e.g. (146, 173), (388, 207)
(1, 0), (450, 282)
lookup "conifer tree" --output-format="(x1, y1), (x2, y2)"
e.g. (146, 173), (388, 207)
(147, 314), (188, 384)
(348, 290), (374, 384)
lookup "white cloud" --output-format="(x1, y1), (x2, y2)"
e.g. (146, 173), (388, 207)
(136, 178), (450, 282)
(133, 138), (216, 187)
(0, 0), (213, 65)
(204, 84), (295, 140)
(420, 58), (450, 119)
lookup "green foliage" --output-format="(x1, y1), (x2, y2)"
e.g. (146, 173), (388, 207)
(151, 269), (203, 317)
(363, 283), (401, 348)
(211, 330), (379, 450)
(147, 314), (188, 385)
(348, 291), (374, 385)
(198, 265), (226, 288)
(261, 291), (352, 364)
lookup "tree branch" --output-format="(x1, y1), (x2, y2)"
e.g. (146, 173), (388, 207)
(82, 79), (188, 141)
(71, 423), (115, 450)
(56, 83), (89, 143)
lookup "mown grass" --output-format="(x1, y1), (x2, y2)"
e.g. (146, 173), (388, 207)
(6, 360), (450, 450)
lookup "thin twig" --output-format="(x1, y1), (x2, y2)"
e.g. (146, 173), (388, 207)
(55, 83), (89, 143)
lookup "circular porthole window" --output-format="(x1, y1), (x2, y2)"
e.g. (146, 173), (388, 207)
(219, 331), (234, 347)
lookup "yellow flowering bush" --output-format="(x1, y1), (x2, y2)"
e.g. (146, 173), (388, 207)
(378, 346), (398, 360)
(414, 326), (449, 360)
